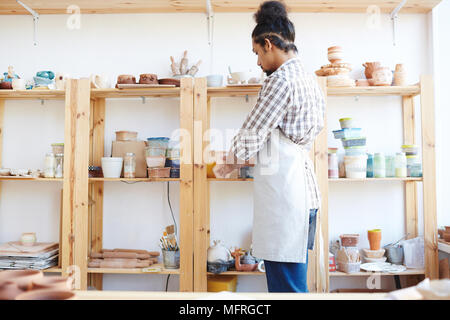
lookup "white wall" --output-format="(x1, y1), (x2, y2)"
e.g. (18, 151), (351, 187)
(0, 7), (445, 292)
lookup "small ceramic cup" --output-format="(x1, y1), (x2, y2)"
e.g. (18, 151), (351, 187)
(20, 232), (36, 247)
(12, 78), (26, 90)
(206, 74), (223, 87)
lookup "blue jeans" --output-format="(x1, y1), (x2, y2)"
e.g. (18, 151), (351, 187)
(264, 208), (318, 293)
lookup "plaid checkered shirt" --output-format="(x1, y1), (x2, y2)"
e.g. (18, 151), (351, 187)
(230, 57), (325, 209)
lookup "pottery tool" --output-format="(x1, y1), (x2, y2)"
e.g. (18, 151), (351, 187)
(170, 56), (181, 76)
(180, 50), (189, 74)
(187, 60), (202, 76)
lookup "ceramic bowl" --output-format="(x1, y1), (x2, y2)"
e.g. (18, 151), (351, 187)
(0, 270), (43, 290)
(363, 248), (385, 259)
(230, 72), (252, 84)
(206, 74), (223, 87)
(101, 157), (123, 178)
(0, 168), (10, 176)
(15, 289), (76, 300)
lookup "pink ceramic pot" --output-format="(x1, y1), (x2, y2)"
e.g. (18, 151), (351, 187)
(15, 289), (76, 300)
(0, 270), (43, 291)
(363, 62), (381, 79)
(372, 67), (393, 86)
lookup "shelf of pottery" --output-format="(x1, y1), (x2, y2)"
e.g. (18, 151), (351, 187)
(313, 46), (438, 292)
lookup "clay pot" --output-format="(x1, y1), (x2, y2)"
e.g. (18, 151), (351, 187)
(139, 74), (158, 84)
(444, 226), (450, 232)
(368, 229), (382, 250)
(356, 79), (370, 87)
(393, 64), (407, 86)
(328, 46), (343, 64)
(363, 62), (381, 79)
(372, 67), (393, 86)
(0, 281), (24, 300)
(32, 276), (73, 291)
(15, 289), (76, 300)
(116, 74), (136, 84)
(443, 232), (450, 242)
(0, 81), (13, 89)
(0, 270), (43, 291)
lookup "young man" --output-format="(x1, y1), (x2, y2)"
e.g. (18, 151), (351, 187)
(214, 1), (325, 292)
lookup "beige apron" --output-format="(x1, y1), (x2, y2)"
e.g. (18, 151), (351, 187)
(251, 129), (311, 263)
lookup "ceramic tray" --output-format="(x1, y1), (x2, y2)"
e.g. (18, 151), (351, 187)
(116, 84), (176, 89)
(360, 262), (407, 273)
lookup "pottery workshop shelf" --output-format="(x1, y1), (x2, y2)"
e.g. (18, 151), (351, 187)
(0, 89), (65, 100)
(0, 0), (440, 15)
(330, 268), (425, 277)
(87, 264), (180, 275)
(207, 271), (265, 276)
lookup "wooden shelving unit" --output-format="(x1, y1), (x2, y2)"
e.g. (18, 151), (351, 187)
(0, 86), (76, 277)
(0, 0), (440, 15)
(192, 77), (438, 293)
(86, 81), (194, 292)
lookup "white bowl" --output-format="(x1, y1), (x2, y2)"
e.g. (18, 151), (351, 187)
(206, 74), (223, 87)
(364, 256), (387, 263)
(101, 157), (123, 178)
(230, 72), (252, 84)
(0, 168), (11, 176)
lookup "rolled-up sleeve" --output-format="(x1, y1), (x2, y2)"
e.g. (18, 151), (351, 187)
(230, 76), (291, 161)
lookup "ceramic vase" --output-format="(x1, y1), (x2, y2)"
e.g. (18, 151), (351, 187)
(368, 229), (382, 250)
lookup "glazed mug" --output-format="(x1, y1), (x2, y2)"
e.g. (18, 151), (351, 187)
(12, 78), (25, 90)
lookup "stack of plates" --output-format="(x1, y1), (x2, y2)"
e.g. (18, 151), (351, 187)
(327, 75), (355, 87)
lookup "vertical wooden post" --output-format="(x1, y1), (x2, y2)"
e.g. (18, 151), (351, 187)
(307, 141), (316, 292)
(193, 78), (208, 292)
(402, 95), (418, 239)
(62, 78), (91, 289)
(420, 75), (438, 279)
(89, 97), (105, 290)
(179, 77), (194, 291)
(0, 99), (4, 198)
(314, 76), (329, 292)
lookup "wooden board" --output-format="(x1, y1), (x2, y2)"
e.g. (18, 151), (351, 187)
(0, 100), (4, 199)
(0, 90), (65, 100)
(91, 88), (180, 99)
(0, 0), (440, 14)
(420, 75), (438, 279)
(62, 78), (91, 289)
(89, 97), (105, 290)
(330, 269), (425, 277)
(327, 85), (420, 96)
(314, 77), (329, 292)
(402, 95), (418, 239)
(193, 77), (208, 292)
(179, 77), (194, 292)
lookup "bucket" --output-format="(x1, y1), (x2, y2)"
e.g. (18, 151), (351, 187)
(385, 245), (404, 265)
(400, 237), (424, 269)
(101, 157), (123, 178)
(344, 155), (367, 179)
(162, 249), (180, 269)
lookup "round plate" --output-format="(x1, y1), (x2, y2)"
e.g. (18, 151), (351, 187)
(360, 262), (407, 273)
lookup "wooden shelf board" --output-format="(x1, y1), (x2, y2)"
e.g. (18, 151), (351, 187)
(327, 85), (420, 96)
(0, 1), (440, 15)
(87, 264), (179, 275)
(89, 177), (179, 182)
(91, 88), (181, 99)
(207, 86), (261, 97)
(0, 177), (63, 181)
(329, 177), (422, 182)
(0, 89), (65, 100)
(330, 268), (425, 277)
(207, 271), (265, 276)
(208, 178), (254, 181)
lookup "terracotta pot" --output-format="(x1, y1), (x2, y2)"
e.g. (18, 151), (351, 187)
(328, 46), (343, 64)
(116, 74), (136, 84)
(32, 276), (73, 291)
(393, 64), (407, 86)
(0, 281), (24, 300)
(444, 226), (450, 232)
(15, 289), (76, 300)
(368, 229), (382, 250)
(372, 67), (393, 86)
(139, 74), (158, 84)
(0, 270), (43, 291)
(362, 62), (381, 79)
